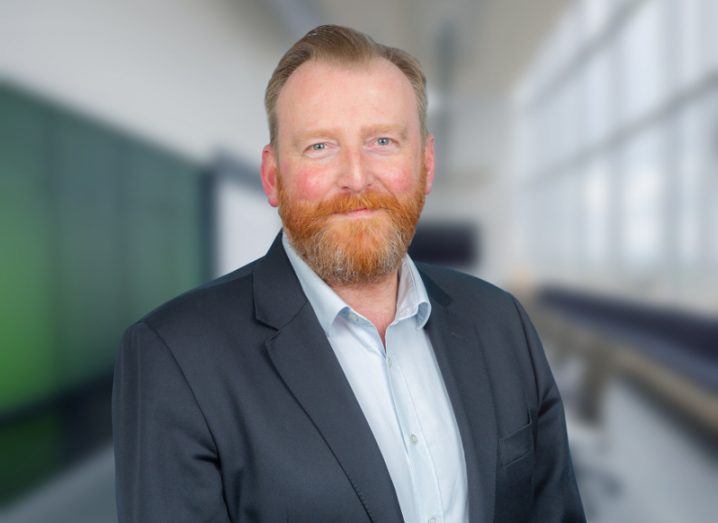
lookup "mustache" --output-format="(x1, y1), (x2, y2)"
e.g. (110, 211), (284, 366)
(310, 191), (400, 217)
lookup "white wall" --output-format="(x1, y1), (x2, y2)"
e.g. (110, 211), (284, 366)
(0, 0), (289, 163)
(216, 179), (281, 275)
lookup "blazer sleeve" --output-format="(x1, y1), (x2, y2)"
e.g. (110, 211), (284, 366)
(112, 321), (232, 523)
(511, 296), (587, 523)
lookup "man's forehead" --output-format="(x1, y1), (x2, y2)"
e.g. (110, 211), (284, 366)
(275, 57), (419, 137)
(286, 56), (400, 86)
(283, 58), (407, 100)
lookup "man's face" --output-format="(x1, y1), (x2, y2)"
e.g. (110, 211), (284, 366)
(261, 57), (435, 286)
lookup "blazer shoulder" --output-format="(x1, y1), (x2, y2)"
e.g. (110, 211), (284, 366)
(416, 262), (518, 312)
(134, 257), (261, 334)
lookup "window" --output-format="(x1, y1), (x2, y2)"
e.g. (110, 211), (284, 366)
(620, 127), (665, 272)
(583, 156), (611, 268)
(616, 0), (666, 125)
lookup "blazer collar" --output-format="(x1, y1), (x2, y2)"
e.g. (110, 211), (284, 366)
(252, 231), (450, 330)
(417, 266), (498, 523)
(252, 231), (308, 330)
(254, 231), (404, 522)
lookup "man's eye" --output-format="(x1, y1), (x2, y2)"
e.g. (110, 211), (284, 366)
(310, 143), (326, 151)
(377, 137), (392, 146)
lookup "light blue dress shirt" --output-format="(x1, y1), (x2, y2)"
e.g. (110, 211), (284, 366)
(282, 234), (468, 523)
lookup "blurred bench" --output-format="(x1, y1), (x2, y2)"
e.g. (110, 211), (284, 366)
(531, 286), (718, 436)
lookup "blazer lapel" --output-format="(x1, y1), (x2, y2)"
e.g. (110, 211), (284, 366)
(420, 269), (498, 523)
(254, 233), (404, 523)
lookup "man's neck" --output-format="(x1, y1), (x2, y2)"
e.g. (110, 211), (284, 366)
(330, 271), (399, 346)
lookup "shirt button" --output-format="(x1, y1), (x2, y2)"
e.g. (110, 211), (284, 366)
(387, 357), (393, 367)
(410, 434), (418, 444)
(428, 518), (437, 523)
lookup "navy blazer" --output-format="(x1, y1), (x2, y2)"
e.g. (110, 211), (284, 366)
(112, 232), (585, 522)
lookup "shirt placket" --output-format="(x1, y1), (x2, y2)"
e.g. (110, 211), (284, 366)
(385, 322), (446, 523)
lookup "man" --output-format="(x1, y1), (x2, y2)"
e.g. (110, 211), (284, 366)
(112, 25), (585, 522)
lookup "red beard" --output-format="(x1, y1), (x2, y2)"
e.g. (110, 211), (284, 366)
(278, 169), (426, 286)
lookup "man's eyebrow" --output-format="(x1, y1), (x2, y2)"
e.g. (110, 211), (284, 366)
(364, 124), (408, 139)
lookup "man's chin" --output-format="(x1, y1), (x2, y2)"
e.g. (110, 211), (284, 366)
(322, 213), (393, 245)
(286, 216), (405, 285)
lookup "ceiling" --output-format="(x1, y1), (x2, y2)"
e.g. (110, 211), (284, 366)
(268, 0), (570, 95)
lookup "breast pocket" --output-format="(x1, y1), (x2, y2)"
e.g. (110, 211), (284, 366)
(499, 410), (535, 469)
(495, 411), (536, 521)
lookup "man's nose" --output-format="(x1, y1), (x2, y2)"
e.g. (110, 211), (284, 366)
(338, 147), (372, 193)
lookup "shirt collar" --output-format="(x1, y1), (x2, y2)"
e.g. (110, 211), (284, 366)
(282, 233), (350, 334)
(395, 253), (431, 328)
(282, 232), (431, 334)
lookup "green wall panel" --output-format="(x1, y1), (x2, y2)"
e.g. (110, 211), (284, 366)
(0, 84), (203, 416)
(50, 110), (126, 388)
(165, 157), (202, 292)
(0, 86), (57, 413)
(124, 143), (202, 320)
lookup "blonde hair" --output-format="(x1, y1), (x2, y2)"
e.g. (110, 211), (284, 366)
(265, 24), (428, 146)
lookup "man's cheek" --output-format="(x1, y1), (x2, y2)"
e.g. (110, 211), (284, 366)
(294, 167), (335, 199)
(384, 168), (417, 193)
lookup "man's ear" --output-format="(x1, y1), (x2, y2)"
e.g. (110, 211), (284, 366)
(423, 133), (436, 195)
(260, 144), (279, 207)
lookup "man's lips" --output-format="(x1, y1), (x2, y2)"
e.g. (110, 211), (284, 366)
(332, 207), (379, 217)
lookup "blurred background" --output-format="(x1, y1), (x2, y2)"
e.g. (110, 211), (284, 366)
(1, 0), (716, 521)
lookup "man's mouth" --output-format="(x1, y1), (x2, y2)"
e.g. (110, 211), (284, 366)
(334, 207), (377, 217)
